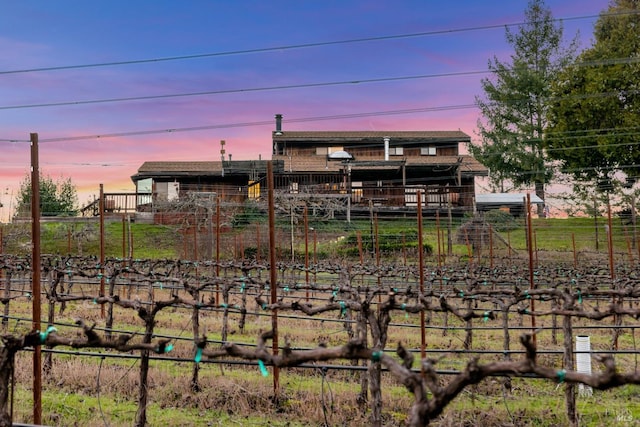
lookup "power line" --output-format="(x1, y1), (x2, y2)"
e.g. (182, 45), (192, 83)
(0, 11), (616, 76)
(34, 104), (476, 143)
(2, 53), (639, 112)
(0, 71), (487, 110)
(4, 100), (640, 149)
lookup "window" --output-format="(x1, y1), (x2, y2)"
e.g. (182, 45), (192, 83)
(421, 146), (436, 156)
(248, 180), (260, 199)
(389, 147), (404, 156)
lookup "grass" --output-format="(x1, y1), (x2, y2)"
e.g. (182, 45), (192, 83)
(2, 215), (636, 262)
(5, 285), (640, 426)
(3, 214), (640, 425)
(14, 387), (309, 427)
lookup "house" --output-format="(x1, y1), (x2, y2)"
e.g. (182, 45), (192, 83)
(124, 114), (488, 221)
(271, 114), (487, 217)
(130, 159), (275, 204)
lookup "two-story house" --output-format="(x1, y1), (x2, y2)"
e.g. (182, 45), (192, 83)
(271, 114), (487, 216)
(125, 114), (487, 221)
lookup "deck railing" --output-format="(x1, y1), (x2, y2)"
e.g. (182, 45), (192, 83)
(80, 193), (151, 217)
(80, 184), (472, 217)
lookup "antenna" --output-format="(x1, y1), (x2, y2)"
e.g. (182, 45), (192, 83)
(220, 140), (226, 177)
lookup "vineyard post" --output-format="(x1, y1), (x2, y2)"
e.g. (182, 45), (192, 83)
(526, 194), (536, 346)
(193, 215), (198, 261)
(369, 200), (374, 258)
(374, 213), (380, 288)
(489, 224), (494, 269)
(632, 192), (638, 251)
(533, 230), (538, 268)
(417, 190), (426, 359)
(221, 283), (230, 342)
(373, 216), (380, 276)
(128, 214), (133, 258)
(357, 231), (364, 265)
(463, 227), (472, 265)
(562, 295), (577, 426)
(216, 196), (221, 305)
(606, 200), (615, 281)
(0, 227), (4, 331)
(447, 196), (453, 256)
(551, 299), (558, 346)
(624, 228), (633, 267)
(572, 233), (577, 269)
(121, 215), (126, 258)
(1, 272), (9, 331)
(256, 221), (261, 262)
(436, 210), (442, 269)
(500, 301), (511, 360)
(191, 283), (201, 391)
(289, 203), (295, 262)
(304, 205), (309, 301)
(607, 200), (622, 350)
(216, 197), (221, 267)
(313, 229), (317, 285)
(267, 162), (280, 396)
(207, 199), (214, 260)
(594, 195), (600, 251)
(99, 184), (105, 319)
(30, 132), (42, 426)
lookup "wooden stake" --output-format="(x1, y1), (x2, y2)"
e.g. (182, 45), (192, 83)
(30, 132), (42, 425)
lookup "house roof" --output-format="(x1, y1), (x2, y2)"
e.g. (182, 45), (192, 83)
(131, 160), (284, 182)
(476, 193), (544, 205)
(132, 161), (223, 179)
(137, 161), (222, 173)
(273, 130), (470, 143)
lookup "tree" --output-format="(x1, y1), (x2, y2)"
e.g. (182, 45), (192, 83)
(15, 174), (78, 217)
(546, 0), (640, 190)
(470, 0), (578, 211)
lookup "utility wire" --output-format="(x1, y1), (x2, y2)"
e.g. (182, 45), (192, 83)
(0, 71), (487, 110)
(2, 55), (640, 112)
(0, 11), (619, 76)
(17, 105), (640, 150)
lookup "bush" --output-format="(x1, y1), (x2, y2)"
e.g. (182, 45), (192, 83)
(482, 210), (520, 232)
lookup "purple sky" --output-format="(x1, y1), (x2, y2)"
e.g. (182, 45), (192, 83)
(0, 0), (608, 219)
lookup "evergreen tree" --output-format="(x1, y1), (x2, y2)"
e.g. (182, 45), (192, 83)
(546, 0), (640, 190)
(470, 0), (578, 210)
(15, 174), (78, 217)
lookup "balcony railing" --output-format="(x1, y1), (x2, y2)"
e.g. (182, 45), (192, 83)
(81, 192), (151, 217)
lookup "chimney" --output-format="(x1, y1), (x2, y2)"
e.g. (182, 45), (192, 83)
(383, 137), (390, 161)
(275, 114), (283, 135)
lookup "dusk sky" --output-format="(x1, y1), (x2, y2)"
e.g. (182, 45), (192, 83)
(0, 1), (608, 220)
